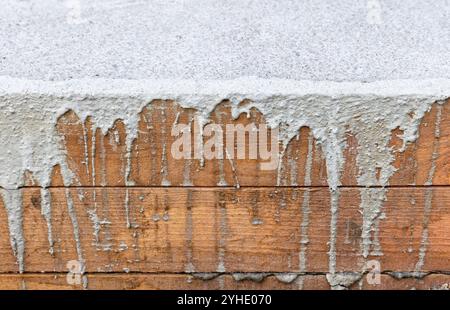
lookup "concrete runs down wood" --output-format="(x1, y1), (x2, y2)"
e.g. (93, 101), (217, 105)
(0, 78), (449, 289)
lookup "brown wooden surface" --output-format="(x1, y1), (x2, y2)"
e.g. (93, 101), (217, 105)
(52, 99), (449, 187)
(0, 99), (449, 289)
(0, 187), (449, 286)
(2, 273), (450, 290)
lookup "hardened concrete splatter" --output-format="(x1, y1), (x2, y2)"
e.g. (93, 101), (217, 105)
(0, 77), (448, 275)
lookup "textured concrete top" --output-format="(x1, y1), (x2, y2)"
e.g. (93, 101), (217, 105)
(0, 0), (449, 81)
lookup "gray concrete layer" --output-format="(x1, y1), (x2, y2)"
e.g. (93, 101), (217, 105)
(0, 0), (449, 81)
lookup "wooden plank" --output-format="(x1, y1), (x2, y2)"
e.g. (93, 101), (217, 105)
(48, 99), (449, 187)
(0, 273), (329, 290)
(0, 187), (449, 274)
(0, 273), (449, 290)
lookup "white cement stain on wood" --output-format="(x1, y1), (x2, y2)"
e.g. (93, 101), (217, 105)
(415, 104), (443, 275)
(0, 189), (24, 272)
(0, 77), (449, 275)
(297, 132), (313, 289)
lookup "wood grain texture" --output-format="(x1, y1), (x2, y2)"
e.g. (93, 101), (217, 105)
(0, 273), (329, 290)
(1, 273), (450, 290)
(47, 99), (450, 188)
(0, 188), (449, 275)
(1, 99), (449, 290)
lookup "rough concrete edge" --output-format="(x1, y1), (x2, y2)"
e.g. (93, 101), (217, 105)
(1, 76), (450, 97)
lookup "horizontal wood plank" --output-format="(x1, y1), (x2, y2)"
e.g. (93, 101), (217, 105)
(1, 273), (449, 290)
(42, 99), (449, 187)
(3, 98), (450, 289)
(0, 187), (449, 275)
